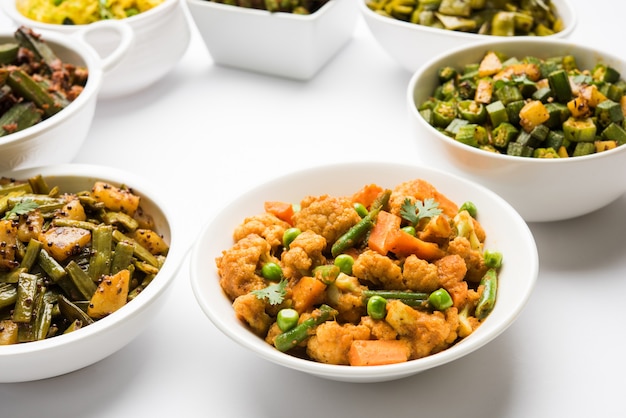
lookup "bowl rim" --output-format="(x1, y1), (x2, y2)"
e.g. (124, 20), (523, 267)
(407, 36), (626, 165)
(0, 163), (185, 358)
(0, 29), (103, 148)
(358, 0), (577, 40)
(184, 0), (339, 21)
(189, 161), (539, 381)
(0, 0), (181, 29)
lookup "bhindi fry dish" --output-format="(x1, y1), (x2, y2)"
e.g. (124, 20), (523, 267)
(0, 174), (169, 345)
(367, 0), (565, 36)
(418, 51), (626, 158)
(216, 178), (502, 366)
(1, 27), (87, 138)
(16, 0), (164, 24)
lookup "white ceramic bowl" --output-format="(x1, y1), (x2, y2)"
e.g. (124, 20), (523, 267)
(407, 38), (626, 222)
(185, 0), (358, 80)
(189, 161), (538, 383)
(0, 163), (185, 383)
(0, 26), (132, 171)
(1, 0), (191, 99)
(359, 0), (576, 73)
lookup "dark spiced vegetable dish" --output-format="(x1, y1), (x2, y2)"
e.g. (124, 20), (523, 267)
(0, 174), (169, 344)
(216, 178), (502, 366)
(418, 50), (626, 158)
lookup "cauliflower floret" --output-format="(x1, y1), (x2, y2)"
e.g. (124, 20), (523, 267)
(233, 213), (291, 249)
(352, 250), (403, 289)
(402, 255), (439, 292)
(388, 179), (459, 219)
(306, 321), (370, 365)
(359, 316), (398, 340)
(385, 300), (459, 359)
(417, 214), (454, 245)
(232, 293), (272, 337)
(280, 230), (327, 280)
(216, 234), (274, 300)
(293, 194), (361, 250)
(434, 254), (469, 308)
(447, 236), (489, 283)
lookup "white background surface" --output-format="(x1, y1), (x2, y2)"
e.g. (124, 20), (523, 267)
(1, 1), (625, 416)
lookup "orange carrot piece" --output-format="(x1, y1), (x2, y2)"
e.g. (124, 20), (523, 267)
(368, 210), (401, 256)
(351, 183), (384, 209)
(348, 340), (411, 366)
(386, 229), (445, 261)
(291, 276), (327, 314)
(264, 201), (294, 225)
(412, 179), (459, 218)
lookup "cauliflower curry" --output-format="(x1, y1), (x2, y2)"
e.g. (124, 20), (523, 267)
(216, 179), (502, 366)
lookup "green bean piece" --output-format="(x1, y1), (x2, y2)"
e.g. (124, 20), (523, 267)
(458, 201), (477, 218)
(27, 174), (50, 195)
(63, 319), (84, 334)
(57, 294), (94, 326)
(276, 308), (299, 332)
(333, 254), (354, 275)
(0, 267), (26, 284)
(88, 224), (113, 281)
(20, 239), (43, 271)
(101, 211), (139, 231)
(331, 189), (391, 257)
(0, 282), (18, 310)
(112, 230), (159, 267)
(65, 261), (97, 300)
(33, 288), (53, 340)
(313, 264), (340, 284)
(483, 250), (503, 268)
(37, 247), (82, 300)
(428, 288), (453, 311)
(282, 227), (301, 249)
(475, 268), (498, 320)
(362, 290), (428, 307)
(12, 273), (38, 323)
(51, 218), (96, 230)
(274, 304), (337, 352)
(367, 295), (387, 320)
(111, 240), (136, 274)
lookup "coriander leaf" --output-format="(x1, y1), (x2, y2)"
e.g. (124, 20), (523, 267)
(400, 197), (442, 227)
(3, 199), (39, 220)
(251, 278), (287, 305)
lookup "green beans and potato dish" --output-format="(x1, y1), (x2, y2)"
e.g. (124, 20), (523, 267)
(0, 27), (87, 138)
(216, 178), (502, 366)
(367, 0), (565, 36)
(0, 174), (169, 345)
(418, 50), (626, 158)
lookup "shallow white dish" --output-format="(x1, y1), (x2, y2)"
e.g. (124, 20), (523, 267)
(189, 161), (538, 383)
(0, 164), (185, 383)
(0, 26), (131, 171)
(407, 37), (626, 222)
(359, 0), (576, 73)
(185, 0), (358, 80)
(1, 0), (191, 99)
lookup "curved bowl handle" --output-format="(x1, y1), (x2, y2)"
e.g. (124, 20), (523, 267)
(73, 20), (134, 73)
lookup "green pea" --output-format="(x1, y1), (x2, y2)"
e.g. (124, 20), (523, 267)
(429, 288), (453, 311)
(459, 201), (477, 218)
(282, 227), (301, 249)
(261, 262), (283, 282)
(401, 225), (416, 236)
(353, 202), (368, 218)
(484, 250), (503, 269)
(276, 308), (299, 332)
(367, 295), (387, 320)
(334, 254), (354, 275)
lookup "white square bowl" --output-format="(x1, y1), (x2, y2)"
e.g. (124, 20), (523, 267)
(185, 0), (358, 80)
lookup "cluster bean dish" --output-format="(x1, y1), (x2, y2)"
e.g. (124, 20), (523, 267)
(216, 178), (502, 366)
(417, 50), (626, 158)
(0, 173), (169, 345)
(366, 0), (564, 36)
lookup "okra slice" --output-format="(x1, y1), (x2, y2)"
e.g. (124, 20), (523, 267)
(486, 100), (508, 127)
(492, 122), (518, 148)
(0, 43), (19, 65)
(545, 130), (565, 150)
(457, 100), (487, 123)
(595, 100), (623, 128)
(14, 26), (62, 73)
(432, 101), (457, 128)
(563, 117), (597, 142)
(548, 69), (572, 102)
(456, 124), (488, 147)
(592, 63), (620, 83)
(6, 70), (63, 118)
(572, 142), (596, 157)
(601, 122), (626, 145)
(506, 141), (534, 157)
(544, 102), (570, 128)
(0, 102), (43, 137)
(445, 118), (469, 136)
(494, 83), (523, 105)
